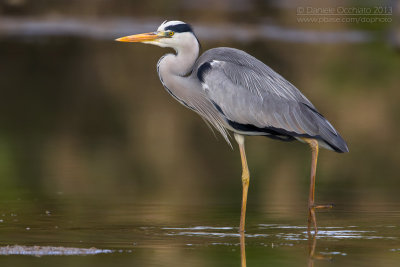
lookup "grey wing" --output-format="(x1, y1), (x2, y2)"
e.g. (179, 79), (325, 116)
(195, 48), (348, 153)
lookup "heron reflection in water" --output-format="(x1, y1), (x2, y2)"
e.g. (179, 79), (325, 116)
(239, 229), (331, 267)
(116, 20), (348, 233)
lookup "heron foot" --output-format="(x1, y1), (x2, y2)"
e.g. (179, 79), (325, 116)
(307, 204), (334, 234)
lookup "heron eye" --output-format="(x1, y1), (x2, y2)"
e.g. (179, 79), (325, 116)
(168, 31), (174, 36)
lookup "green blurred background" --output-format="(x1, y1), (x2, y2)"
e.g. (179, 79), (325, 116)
(0, 0), (399, 215)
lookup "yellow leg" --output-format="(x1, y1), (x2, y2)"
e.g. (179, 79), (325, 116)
(305, 138), (319, 233)
(240, 231), (247, 267)
(234, 133), (250, 233)
(303, 138), (333, 233)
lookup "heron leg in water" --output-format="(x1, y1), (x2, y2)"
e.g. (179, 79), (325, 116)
(234, 133), (250, 233)
(304, 138), (334, 233)
(240, 231), (246, 267)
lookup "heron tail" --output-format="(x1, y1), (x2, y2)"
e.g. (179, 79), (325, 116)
(303, 104), (349, 153)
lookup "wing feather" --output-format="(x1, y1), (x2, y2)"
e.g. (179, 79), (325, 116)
(193, 47), (348, 152)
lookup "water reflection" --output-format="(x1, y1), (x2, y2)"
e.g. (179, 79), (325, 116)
(240, 232), (246, 267)
(0, 197), (399, 266)
(239, 225), (339, 267)
(163, 222), (397, 266)
(307, 232), (332, 267)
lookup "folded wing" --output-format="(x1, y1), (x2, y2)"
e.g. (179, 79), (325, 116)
(195, 47), (348, 152)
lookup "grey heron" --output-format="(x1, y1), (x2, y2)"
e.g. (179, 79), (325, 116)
(116, 20), (349, 233)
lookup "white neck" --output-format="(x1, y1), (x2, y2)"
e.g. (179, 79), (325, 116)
(154, 33), (230, 145)
(158, 40), (199, 77)
(156, 34), (200, 108)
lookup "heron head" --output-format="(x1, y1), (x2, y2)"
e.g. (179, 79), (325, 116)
(115, 20), (198, 51)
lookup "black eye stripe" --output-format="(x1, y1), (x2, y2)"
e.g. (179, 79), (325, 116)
(164, 23), (193, 33)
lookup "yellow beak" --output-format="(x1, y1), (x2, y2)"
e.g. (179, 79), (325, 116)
(115, 32), (160, 42)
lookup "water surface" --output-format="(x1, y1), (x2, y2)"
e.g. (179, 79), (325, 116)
(0, 194), (399, 267)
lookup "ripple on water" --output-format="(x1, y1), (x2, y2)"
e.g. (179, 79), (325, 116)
(162, 226), (233, 230)
(0, 245), (115, 256)
(162, 224), (397, 241)
(166, 231), (269, 238)
(320, 251), (347, 256)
